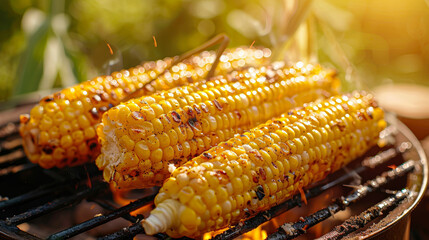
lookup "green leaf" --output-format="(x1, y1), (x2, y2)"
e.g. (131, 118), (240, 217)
(14, 19), (51, 95)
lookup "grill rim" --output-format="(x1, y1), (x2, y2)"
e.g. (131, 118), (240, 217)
(354, 113), (428, 239)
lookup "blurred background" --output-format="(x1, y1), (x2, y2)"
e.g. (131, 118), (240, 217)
(0, 0), (428, 101)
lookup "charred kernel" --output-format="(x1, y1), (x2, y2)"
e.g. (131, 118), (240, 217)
(90, 108), (99, 119)
(171, 111), (181, 123)
(213, 99), (223, 111)
(255, 185), (265, 200)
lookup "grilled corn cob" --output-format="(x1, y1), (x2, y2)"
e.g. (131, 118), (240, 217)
(19, 47), (271, 168)
(141, 92), (386, 237)
(96, 62), (340, 189)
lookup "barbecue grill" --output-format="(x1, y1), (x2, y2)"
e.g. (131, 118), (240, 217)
(0, 100), (427, 240)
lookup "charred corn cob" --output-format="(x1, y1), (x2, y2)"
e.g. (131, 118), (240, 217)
(96, 62), (340, 189)
(19, 47), (271, 168)
(142, 92), (386, 237)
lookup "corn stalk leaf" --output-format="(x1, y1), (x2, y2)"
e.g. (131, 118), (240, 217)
(14, 19), (51, 95)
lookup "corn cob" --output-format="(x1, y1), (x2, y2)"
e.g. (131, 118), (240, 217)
(141, 92), (386, 238)
(96, 62), (340, 189)
(19, 47), (271, 169)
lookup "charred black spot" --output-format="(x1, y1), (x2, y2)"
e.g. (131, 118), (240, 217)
(213, 99), (223, 111)
(171, 111), (181, 123)
(88, 140), (98, 150)
(203, 152), (213, 159)
(271, 162), (278, 168)
(185, 107), (194, 117)
(287, 111), (294, 115)
(43, 96), (54, 102)
(90, 108), (99, 119)
(42, 145), (54, 154)
(188, 117), (197, 127)
(108, 103), (114, 109)
(244, 210), (251, 217)
(256, 185), (265, 200)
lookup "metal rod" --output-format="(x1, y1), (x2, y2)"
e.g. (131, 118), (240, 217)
(0, 180), (72, 211)
(212, 145), (404, 240)
(316, 189), (410, 240)
(90, 199), (140, 223)
(0, 140), (23, 156)
(0, 121), (20, 140)
(122, 34), (230, 102)
(266, 160), (415, 240)
(98, 222), (190, 240)
(5, 183), (107, 225)
(362, 142), (411, 168)
(48, 194), (156, 240)
(0, 155), (27, 169)
(0, 220), (41, 240)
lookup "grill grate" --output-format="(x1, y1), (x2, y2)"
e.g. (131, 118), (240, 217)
(0, 111), (426, 240)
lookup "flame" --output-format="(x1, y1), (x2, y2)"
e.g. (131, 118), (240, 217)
(202, 225), (268, 240)
(109, 184), (152, 216)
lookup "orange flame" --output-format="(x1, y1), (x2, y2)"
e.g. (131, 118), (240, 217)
(388, 164), (397, 169)
(109, 184), (152, 216)
(202, 225), (269, 240)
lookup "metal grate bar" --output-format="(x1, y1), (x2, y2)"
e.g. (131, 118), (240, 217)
(316, 188), (410, 240)
(97, 222), (173, 240)
(0, 122), (20, 140)
(90, 199), (141, 223)
(48, 194), (156, 240)
(5, 183), (108, 225)
(0, 180), (73, 211)
(0, 155), (27, 170)
(0, 221), (41, 240)
(266, 160), (416, 240)
(0, 139), (23, 156)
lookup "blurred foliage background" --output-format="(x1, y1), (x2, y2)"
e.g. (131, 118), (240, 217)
(1, 0), (428, 102)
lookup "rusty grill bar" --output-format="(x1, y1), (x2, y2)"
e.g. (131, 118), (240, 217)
(0, 114), (425, 240)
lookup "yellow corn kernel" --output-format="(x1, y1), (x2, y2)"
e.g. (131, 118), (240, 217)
(143, 93), (385, 238)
